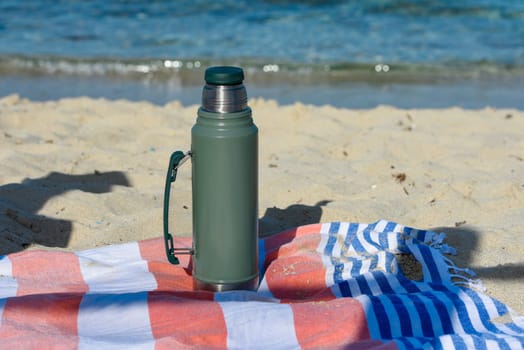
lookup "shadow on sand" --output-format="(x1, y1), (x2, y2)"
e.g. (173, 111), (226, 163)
(0, 171), (131, 255)
(431, 225), (524, 282)
(259, 200), (331, 237)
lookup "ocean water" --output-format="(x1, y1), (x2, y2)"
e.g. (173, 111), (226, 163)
(1, 0), (523, 108)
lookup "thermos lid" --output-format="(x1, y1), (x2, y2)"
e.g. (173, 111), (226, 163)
(205, 66), (244, 85)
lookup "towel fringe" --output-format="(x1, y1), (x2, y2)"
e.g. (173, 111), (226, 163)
(441, 254), (485, 292)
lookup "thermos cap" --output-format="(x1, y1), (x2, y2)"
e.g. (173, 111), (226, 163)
(202, 66), (248, 113)
(205, 66), (244, 85)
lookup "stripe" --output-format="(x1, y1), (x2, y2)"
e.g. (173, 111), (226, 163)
(331, 259), (345, 284)
(408, 294), (437, 338)
(453, 292), (522, 348)
(264, 237), (333, 300)
(78, 337), (153, 350)
(0, 298), (6, 331)
(381, 271), (408, 294)
(291, 297), (370, 348)
(78, 241), (157, 294)
(451, 334), (469, 350)
(360, 256), (372, 274)
(438, 334), (458, 350)
(263, 223), (324, 254)
(333, 222), (350, 258)
(347, 276), (364, 297)
(386, 294), (413, 337)
(323, 222), (339, 256)
(366, 221), (378, 231)
(369, 295), (393, 339)
(10, 250), (87, 296)
(322, 255), (335, 287)
(459, 288), (502, 335)
(417, 230), (430, 243)
(263, 228), (297, 254)
(370, 220), (385, 232)
(460, 288), (524, 344)
(148, 292), (227, 349)
(356, 295), (382, 340)
(387, 231), (400, 252)
(485, 338), (503, 350)
(356, 231), (381, 254)
(371, 271), (394, 294)
(137, 237), (193, 292)
(502, 336), (524, 349)
(363, 271), (384, 296)
(403, 337), (426, 349)
(219, 301), (299, 349)
(214, 291), (278, 302)
(319, 222), (332, 234)
(443, 289), (478, 335)
(344, 223), (362, 251)
(0, 293), (82, 348)
(351, 257), (363, 277)
(368, 254), (379, 271)
(265, 254), (333, 300)
(363, 230), (382, 251)
(378, 231), (391, 250)
(329, 221), (341, 234)
(0, 256), (17, 298)
(425, 291), (465, 335)
(464, 334), (487, 350)
(385, 252), (398, 275)
(258, 238), (266, 281)
(384, 221), (399, 233)
(334, 255), (362, 297)
(407, 242), (454, 288)
(415, 244), (443, 284)
(512, 312), (524, 329)
(487, 336), (513, 350)
(323, 232), (337, 256)
(78, 292), (155, 349)
(393, 337), (413, 350)
(398, 276), (421, 293)
(377, 295), (403, 338)
(404, 294), (432, 338)
(502, 320), (524, 336)
(402, 226), (413, 238)
(338, 281), (352, 297)
(481, 294), (524, 336)
(330, 235), (341, 259)
(268, 228), (323, 260)
(355, 274), (373, 296)
(317, 234), (331, 258)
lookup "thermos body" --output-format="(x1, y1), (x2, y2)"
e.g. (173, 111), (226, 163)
(191, 107), (258, 291)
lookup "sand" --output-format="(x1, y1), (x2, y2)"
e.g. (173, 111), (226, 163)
(1, 94), (523, 315)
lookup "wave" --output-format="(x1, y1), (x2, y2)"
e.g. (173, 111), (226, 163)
(1, 55), (524, 85)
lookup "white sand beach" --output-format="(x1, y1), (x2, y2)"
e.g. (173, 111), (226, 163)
(1, 94), (522, 315)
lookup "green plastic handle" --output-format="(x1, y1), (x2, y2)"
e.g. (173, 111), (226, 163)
(163, 150), (193, 265)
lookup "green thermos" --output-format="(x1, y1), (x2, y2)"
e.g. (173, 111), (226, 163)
(163, 66), (259, 292)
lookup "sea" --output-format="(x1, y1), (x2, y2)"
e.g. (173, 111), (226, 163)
(1, 0), (523, 108)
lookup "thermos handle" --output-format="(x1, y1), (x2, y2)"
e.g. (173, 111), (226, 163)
(163, 150), (193, 265)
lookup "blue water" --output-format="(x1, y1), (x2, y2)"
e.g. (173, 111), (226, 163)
(1, 0), (524, 108)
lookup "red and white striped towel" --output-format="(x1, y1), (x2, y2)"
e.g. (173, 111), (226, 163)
(1, 220), (523, 349)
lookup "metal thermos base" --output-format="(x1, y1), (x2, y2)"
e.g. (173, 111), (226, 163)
(193, 276), (259, 292)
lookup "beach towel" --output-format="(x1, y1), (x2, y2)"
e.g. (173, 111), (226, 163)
(0, 219), (523, 349)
